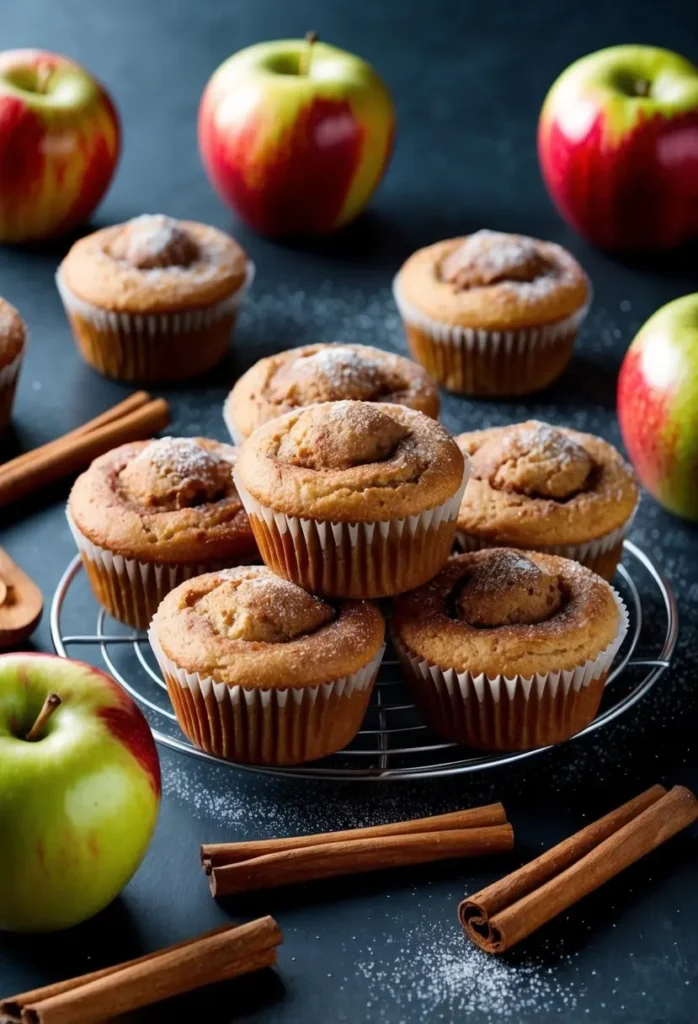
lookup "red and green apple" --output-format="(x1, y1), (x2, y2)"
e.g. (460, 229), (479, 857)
(618, 294), (698, 520)
(198, 35), (395, 236)
(0, 653), (160, 932)
(0, 49), (120, 243)
(538, 45), (698, 250)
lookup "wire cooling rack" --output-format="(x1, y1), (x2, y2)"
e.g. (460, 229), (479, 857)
(50, 540), (677, 781)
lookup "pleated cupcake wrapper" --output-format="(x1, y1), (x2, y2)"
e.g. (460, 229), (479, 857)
(394, 588), (628, 749)
(455, 501), (638, 562)
(56, 261), (255, 338)
(234, 468), (469, 597)
(67, 511), (230, 628)
(0, 349), (23, 429)
(392, 276), (590, 352)
(149, 623), (385, 763)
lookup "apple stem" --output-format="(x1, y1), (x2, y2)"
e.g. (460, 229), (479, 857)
(35, 63), (53, 95)
(26, 692), (62, 742)
(300, 31), (318, 76)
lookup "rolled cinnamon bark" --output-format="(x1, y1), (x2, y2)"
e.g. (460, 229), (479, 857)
(202, 803), (508, 869)
(459, 785), (698, 954)
(209, 825), (514, 897)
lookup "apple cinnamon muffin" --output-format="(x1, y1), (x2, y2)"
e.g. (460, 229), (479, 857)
(56, 214), (253, 382)
(68, 436), (258, 629)
(150, 566), (385, 764)
(0, 298), (25, 434)
(224, 342), (440, 444)
(234, 400), (467, 598)
(393, 230), (590, 395)
(455, 421), (638, 580)
(393, 549), (628, 750)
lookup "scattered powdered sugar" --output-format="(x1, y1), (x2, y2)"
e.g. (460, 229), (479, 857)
(135, 437), (226, 478)
(289, 346), (381, 385)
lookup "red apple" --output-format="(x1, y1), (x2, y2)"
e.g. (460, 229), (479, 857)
(0, 49), (120, 243)
(618, 294), (698, 520)
(198, 35), (395, 236)
(538, 45), (698, 250)
(0, 653), (160, 931)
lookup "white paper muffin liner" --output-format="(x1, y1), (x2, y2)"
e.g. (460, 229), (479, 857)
(67, 511), (236, 629)
(56, 262), (255, 382)
(394, 588), (628, 750)
(455, 502), (638, 568)
(233, 467), (470, 598)
(0, 349), (23, 430)
(393, 277), (590, 350)
(149, 622), (386, 764)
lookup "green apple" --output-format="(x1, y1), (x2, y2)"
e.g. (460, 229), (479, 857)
(0, 653), (160, 932)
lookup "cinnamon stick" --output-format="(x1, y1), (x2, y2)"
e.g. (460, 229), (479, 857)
(202, 803), (508, 870)
(209, 825), (514, 897)
(0, 398), (170, 508)
(459, 785), (698, 954)
(9, 916), (282, 1024)
(0, 392), (151, 478)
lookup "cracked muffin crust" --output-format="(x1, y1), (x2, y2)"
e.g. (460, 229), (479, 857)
(0, 298), (25, 434)
(151, 566), (385, 764)
(393, 548), (627, 750)
(393, 230), (590, 395)
(57, 214), (252, 382)
(235, 402), (468, 598)
(456, 421), (638, 580)
(69, 437), (258, 629)
(224, 343), (439, 443)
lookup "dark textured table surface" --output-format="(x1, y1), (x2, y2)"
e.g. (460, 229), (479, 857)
(2, 1), (698, 1021)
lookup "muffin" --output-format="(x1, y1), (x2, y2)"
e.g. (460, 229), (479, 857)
(68, 436), (258, 629)
(56, 214), (253, 382)
(393, 230), (590, 396)
(455, 421), (638, 580)
(0, 299), (25, 434)
(234, 401), (468, 599)
(224, 342), (440, 444)
(149, 566), (385, 765)
(393, 549), (628, 750)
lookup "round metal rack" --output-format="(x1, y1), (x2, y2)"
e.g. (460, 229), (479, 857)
(50, 540), (677, 781)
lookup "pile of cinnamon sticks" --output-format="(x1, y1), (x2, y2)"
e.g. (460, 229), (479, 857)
(202, 803), (515, 897)
(0, 916), (282, 1024)
(0, 391), (170, 508)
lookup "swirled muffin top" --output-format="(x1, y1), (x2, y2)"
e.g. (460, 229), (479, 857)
(153, 565), (385, 688)
(456, 421), (638, 546)
(69, 436), (257, 563)
(59, 215), (248, 313)
(393, 548), (621, 678)
(225, 343), (439, 440)
(235, 400), (466, 522)
(395, 230), (589, 330)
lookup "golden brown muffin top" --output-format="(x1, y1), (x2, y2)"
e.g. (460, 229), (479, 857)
(235, 401), (466, 522)
(225, 343), (440, 440)
(392, 549), (621, 678)
(153, 565), (385, 688)
(69, 437), (258, 564)
(395, 230), (589, 330)
(456, 422), (638, 546)
(59, 215), (248, 314)
(0, 298), (26, 367)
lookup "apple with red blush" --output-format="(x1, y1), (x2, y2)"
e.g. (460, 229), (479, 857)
(618, 294), (698, 521)
(0, 653), (160, 932)
(538, 45), (698, 250)
(0, 49), (120, 243)
(198, 33), (395, 236)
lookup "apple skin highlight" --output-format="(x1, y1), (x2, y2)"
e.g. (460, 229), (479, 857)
(0, 49), (120, 243)
(538, 45), (698, 250)
(198, 39), (395, 236)
(0, 653), (160, 932)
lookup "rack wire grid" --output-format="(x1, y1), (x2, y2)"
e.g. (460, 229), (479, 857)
(51, 540), (678, 781)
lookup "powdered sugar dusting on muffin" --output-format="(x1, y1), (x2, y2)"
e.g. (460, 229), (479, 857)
(135, 437), (229, 477)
